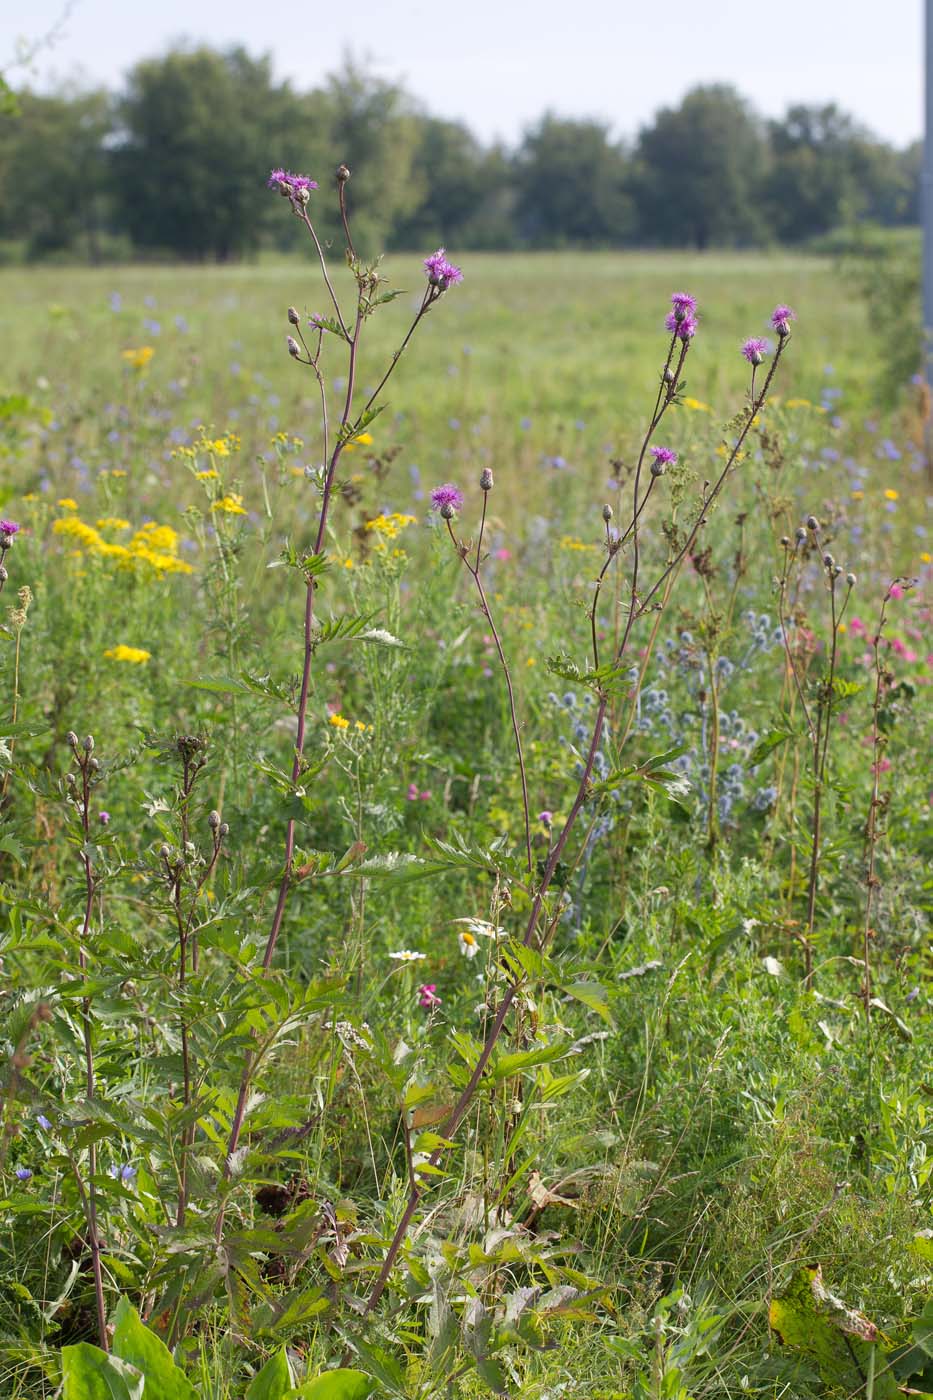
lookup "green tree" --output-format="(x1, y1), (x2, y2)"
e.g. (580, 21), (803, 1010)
(632, 85), (767, 248)
(0, 87), (114, 260)
(514, 114), (633, 247)
(115, 45), (291, 260)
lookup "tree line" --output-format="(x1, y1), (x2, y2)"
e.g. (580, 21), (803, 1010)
(0, 45), (920, 262)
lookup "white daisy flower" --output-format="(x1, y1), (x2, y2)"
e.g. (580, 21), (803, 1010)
(389, 949), (427, 962)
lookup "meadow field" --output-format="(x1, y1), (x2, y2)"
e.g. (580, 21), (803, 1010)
(0, 243), (931, 1400)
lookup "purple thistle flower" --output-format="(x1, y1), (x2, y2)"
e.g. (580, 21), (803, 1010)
(650, 446), (677, 476)
(741, 337), (770, 365)
(771, 304), (796, 336)
(99, 811), (110, 826)
(0, 519), (20, 539)
(538, 810), (553, 827)
(267, 168), (318, 194)
(670, 291), (697, 319)
(430, 483), (464, 513)
(664, 311), (698, 341)
(15, 1167), (32, 1182)
(424, 248), (463, 290)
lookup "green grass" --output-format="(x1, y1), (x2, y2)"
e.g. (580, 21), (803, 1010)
(0, 248), (930, 1400)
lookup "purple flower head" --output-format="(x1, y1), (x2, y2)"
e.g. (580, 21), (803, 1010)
(650, 446), (677, 476)
(99, 811), (110, 826)
(15, 1167), (32, 1182)
(121, 1164), (137, 1184)
(538, 810), (553, 827)
(424, 248), (463, 290)
(741, 337), (770, 366)
(267, 168), (318, 195)
(771, 304), (796, 336)
(664, 311), (698, 341)
(418, 983), (442, 1008)
(670, 291), (698, 321)
(0, 519), (20, 541)
(36, 1115), (52, 1131)
(430, 483), (464, 514)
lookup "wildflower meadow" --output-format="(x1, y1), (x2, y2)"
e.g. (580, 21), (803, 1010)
(0, 164), (931, 1400)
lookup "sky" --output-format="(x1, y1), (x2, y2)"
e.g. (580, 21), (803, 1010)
(6, 0), (924, 148)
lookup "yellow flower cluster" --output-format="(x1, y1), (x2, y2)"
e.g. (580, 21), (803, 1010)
(681, 396), (712, 413)
(122, 347), (154, 370)
(104, 644), (151, 664)
(328, 713), (370, 733)
(364, 512), (416, 540)
(211, 494), (247, 516)
(559, 535), (599, 552)
(173, 429), (241, 462)
(53, 514), (193, 575)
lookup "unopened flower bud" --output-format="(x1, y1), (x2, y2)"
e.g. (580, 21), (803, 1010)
(794, 527), (807, 545)
(66, 772), (76, 787)
(0, 533), (12, 550)
(780, 535), (790, 547)
(66, 731), (79, 748)
(439, 503), (455, 520)
(159, 844), (171, 860)
(89, 757), (100, 771)
(602, 504), (613, 521)
(806, 515), (819, 531)
(218, 822), (229, 838)
(336, 163), (351, 183)
(286, 335), (301, 359)
(663, 367), (675, 383)
(846, 571), (857, 587)
(479, 468), (494, 491)
(832, 564), (843, 578)
(83, 735), (94, 753)
(287, 306), (300, 326)
(822, 552), (834, 569)
(0, 565), (7, 582)
(208, 810), (221, 830)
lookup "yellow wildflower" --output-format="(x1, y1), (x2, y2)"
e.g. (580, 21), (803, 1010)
(851, 490), (864, 500)
(122, 347), (154, 370)
(22, 493), (39, 503)
(343, 430), (374, 453)
(884, 489), (899, 501)
(195, 469), (219, 480)
(110, 469), (127, 478)
(57, 498), (78, 511)
(785, 398), (813, 409)
(53, 517), (104, 550)
(329, 713), (350, 730)
(96, 517), (131, 530)
(104, 644), (151, 664)
(921, 552), (931, 564)
(682, 396), (711, 412)
(355, 721), (369, 732)
(559, 535), (598, 552)
(131, 522), (179, 555)
(212, 494), (247, 516)
(364, 512), (416, 540)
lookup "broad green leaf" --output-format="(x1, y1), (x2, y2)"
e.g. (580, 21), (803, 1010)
(112, 1297), (199, 1400)
(769, 1266), (900, 1399)
(247, 1347), (293, 1400)
(62, 1344), (144, 1400)
(293, 1369), (373, 1400)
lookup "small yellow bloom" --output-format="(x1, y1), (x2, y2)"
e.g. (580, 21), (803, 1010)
(355, 720), (368, 732)
(57, 498), (78, 511)
(851, 490), (864, 500)
(682, 396), (711, 412)
(212, 494), (246, 516)
(22, 493), (39, 503)
(110, 469), (127, 478)
(104, 644), (151, 664)
(343, 430), (374, 453)
(921, 552), (931, 564)
(96, 516), (131, 530)
(884, 489), (899, 501)
(525, 657), (536, 666)
(784, 398), (813, 410)
(195, 469), (219, 481)
(122, 346), (154, 370)
(329, 713), (350, 730)
(837, 622), (847, 634)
